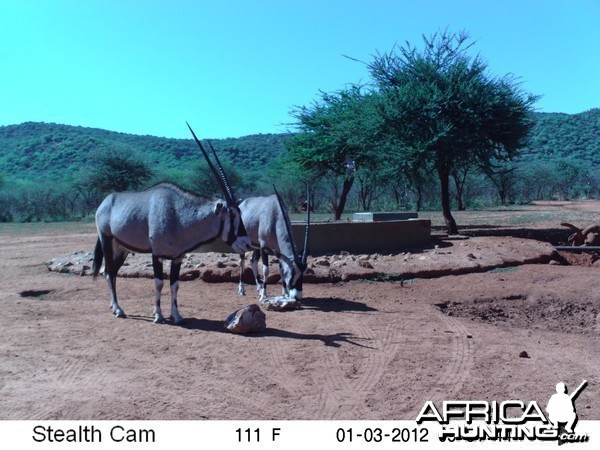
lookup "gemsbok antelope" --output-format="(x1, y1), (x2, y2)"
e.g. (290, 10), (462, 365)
(92, 123), (252, 324)
(238, 186), (311, 301)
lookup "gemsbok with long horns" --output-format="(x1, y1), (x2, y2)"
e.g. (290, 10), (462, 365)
(238, 186), (311, 301)
(92, 123), (252, 324)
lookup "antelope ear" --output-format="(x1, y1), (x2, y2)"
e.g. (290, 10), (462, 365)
(214, 202), (225, 214)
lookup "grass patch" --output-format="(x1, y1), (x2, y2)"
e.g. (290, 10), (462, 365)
(488, 266), (520, 274)
(366, 274), (414, 284)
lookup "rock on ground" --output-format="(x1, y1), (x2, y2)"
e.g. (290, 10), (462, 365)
(224, 304), (266, 334)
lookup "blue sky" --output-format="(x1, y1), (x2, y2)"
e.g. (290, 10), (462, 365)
(0, 0), (598, 139)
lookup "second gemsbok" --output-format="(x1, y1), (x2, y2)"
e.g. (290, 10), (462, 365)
(238, 186), (311, 301)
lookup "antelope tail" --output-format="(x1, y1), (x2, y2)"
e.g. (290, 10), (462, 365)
(92, 238), (103, 280)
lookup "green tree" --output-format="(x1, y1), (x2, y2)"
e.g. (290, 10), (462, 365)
(356, 167), (382, 211)
(0, 173), (13, 221)
(87, 148), (153, 193)
(484, 161), (518, 206)
(451, 162), (471, 210)
(262, 154), (316, 213)
(514, 160), (556, 201)
(368, 29), (538, 233)
(554, 157), (593, 199)
(188, 158), (253, 199)
(288, 86), (383, 219)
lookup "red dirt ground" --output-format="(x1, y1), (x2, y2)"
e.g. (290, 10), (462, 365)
(0, 201), (598, 420)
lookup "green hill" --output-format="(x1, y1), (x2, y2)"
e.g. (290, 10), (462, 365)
(1, 109), (598, 183)
(0, 109), (598, 221)
(0, 121), (289, 181)
(522, 108), (600, 165)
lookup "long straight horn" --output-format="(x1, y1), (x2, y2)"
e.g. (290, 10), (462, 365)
(207, 140), (237, 205)
(273, 185), (302, 267)
(186, 122), (233, 205)
(560, 222), (581, 232)
(582, 224), (600, 236)
(301, 183), (311, 265)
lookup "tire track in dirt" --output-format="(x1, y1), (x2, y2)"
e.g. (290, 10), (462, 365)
(339, 319), (403, 419)
(3, 356), (109, 420)
(262, 333), (325, 418)
(203, 384), (277, 419)
(0, 394), (50, 420)
(257, 319), (364, 419)
(317, 317), (402, 419)
(21, 402), (65, 421)
(107, 353), (279, 419)
(400, 311), (474, 418)
(196, 354), (304, 420)
(55, 358), (85, 386)
(432, 312), (474, 400)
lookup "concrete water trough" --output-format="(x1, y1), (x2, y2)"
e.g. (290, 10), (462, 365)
(196, 213), (431, 255)
(352, 212), (418, 222)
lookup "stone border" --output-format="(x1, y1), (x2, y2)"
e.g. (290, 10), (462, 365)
(47, 236), (557, 283)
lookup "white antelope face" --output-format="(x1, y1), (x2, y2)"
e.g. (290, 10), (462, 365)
(282, 261), (307, 300)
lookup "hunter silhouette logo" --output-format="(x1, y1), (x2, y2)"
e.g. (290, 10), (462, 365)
(416, 379), (590, 443)
(546, 380), (588, 442)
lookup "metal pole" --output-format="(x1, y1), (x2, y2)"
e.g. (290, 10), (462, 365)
(553, 246), (600, 251)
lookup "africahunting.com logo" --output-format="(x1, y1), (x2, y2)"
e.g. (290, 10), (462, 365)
(416, 380), (589, 444)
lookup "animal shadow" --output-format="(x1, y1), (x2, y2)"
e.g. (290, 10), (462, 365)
(299, 296), (377, 313)
(180, 317), (371, 348)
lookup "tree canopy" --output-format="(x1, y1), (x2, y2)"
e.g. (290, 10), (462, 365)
(287, 86), (385, 219)
(86, 148), (153, 193)
(366, 30), (539, 233)
(284, 30), (540, 229)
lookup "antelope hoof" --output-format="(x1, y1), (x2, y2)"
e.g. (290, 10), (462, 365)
(258, 286), (266, 299)
(111, 303), (126, 318)
(170, 315), (185, 326)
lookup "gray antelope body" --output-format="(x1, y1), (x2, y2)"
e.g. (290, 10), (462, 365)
(93, 124), (251, 324)
(238, 190), (310, 301)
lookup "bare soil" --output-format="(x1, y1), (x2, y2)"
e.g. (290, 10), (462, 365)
(1, 201), (599, 420)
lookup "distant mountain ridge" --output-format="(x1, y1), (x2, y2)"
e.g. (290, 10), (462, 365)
(0, 109), (598, 181)
(522, 108), (600, 165)
(0, 121), (289, 180)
